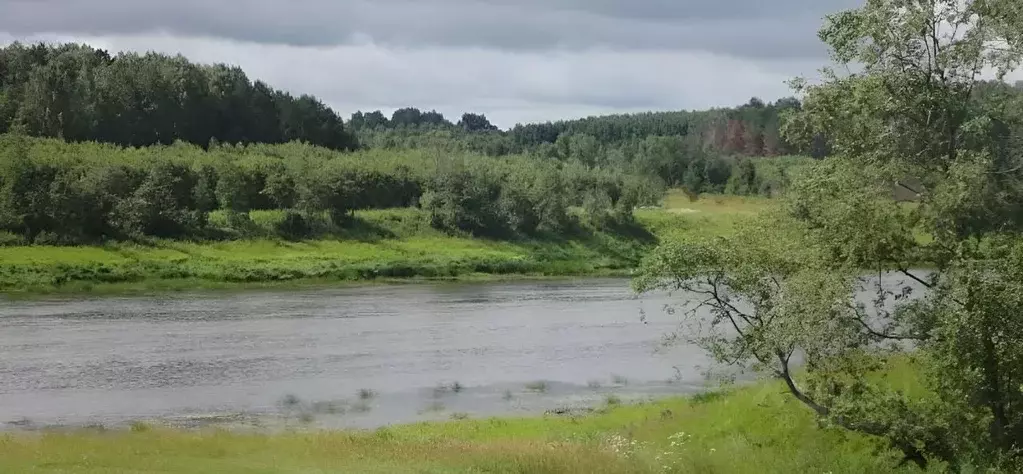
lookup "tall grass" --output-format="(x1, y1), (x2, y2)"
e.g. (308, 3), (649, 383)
(0, 377), (933, 473)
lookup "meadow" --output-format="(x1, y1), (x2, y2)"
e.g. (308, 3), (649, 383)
(0, 361), (929, 474)
(0, 193), (766, 296)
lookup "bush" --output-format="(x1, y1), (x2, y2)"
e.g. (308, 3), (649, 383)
(0, 231), (24, 246)
(274, 211), (312, 240)
(421, 167), (505, 236)
(223, 211), (262, 238)
(726, 158), (758, 196)
(0, 135), (670, 244)
(583, 188), (616, 230)
(109, 163), (201, 238)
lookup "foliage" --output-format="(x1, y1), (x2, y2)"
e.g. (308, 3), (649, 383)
(274, 211), (312, 241)
(0, 42), (355, 150)
(0, 136), (658, 243)
(420, 165), (506, 237)
(508, 98), (806, 157)
(638, 0), (1023, 470)
(458, 112), (498, 132)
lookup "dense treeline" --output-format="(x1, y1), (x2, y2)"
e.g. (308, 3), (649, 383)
(349, 99), (818, 190)
(0, 43), (356, 150)
(351, 81), (1023, 192)
(0, 134), (666, 245)
(0, 41), (823, 249)
(353, 125), (807, 194)
(349, 109), (498, 132)
(510, 97), (806, 156)
(349, 97), (814, 158)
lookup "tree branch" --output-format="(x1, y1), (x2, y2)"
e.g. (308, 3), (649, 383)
(899, 266), (965, 312)
(775, 349), (930, 468)
(774, 350), (829, 416)
(895, 180), (923, 196)
(847, 303), (926, 341)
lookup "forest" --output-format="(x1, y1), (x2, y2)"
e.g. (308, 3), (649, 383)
(2, 40), (1021, 251)
(0, 42), (356, 150)
(0, 42), (816, 247)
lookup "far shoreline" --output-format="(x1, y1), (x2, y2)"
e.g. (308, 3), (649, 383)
(0, 269), (639, 301)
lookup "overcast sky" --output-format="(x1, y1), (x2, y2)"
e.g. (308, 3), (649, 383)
(0, 0), (867, 127)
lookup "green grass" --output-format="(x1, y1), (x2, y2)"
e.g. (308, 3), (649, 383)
(0, 376), (931, 473)
(636, 192), (770, 241)
(0, 194), (761, 296)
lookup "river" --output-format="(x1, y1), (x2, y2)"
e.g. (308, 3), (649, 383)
(0, 273), (925, 431)
(0, 278), (718, 431)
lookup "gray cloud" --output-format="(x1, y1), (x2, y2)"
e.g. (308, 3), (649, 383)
(0, 0), (881, 126)
(0, 32), (814, 127)
(0, 0), (860, 58)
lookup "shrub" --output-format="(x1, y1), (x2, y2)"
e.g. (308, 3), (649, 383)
(0, 231), (24, 246)
(274, 211), (312, 240)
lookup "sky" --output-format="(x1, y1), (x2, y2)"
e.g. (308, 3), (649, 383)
(1, 0), (872, 128)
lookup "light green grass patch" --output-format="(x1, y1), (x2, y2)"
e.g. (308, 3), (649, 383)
(0, 196), (762, 296)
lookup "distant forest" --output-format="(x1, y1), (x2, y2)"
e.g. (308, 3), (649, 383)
(350, 97), (818, 158)
(0, 42), (357, 150)
(3, 41), (1022, 202)
(4, 41), (1023, 246)
(1, 42), (818, 161)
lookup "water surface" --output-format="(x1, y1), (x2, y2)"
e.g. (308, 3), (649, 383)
(0, 278), (710, 430)
(0, 273), (926, 430)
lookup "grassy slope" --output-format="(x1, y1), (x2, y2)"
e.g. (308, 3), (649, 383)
(0, 377), (926, 474)
(0, 192), (766, 296)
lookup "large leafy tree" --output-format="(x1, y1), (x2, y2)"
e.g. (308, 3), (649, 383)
(638, 0), (1023, 469)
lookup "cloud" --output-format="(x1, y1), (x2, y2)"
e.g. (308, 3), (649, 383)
(0, 0), (866, 126)
(0, 31), (814, 128)
(1, 0), (1017, 129)
(0, 0), (859, 59)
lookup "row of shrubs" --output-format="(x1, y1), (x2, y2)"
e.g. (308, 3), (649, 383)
(0, 135), (665, 244)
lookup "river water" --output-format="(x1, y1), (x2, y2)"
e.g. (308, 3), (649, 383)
(0, 278), (718, 430)
(0, 274), (925, 431)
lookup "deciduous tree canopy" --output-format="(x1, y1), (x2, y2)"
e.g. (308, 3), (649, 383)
(638, 0), (1023, 470)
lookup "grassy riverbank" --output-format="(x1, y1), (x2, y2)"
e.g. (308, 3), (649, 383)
(0, 193), (768, 296)
(0, 365), (927, 474)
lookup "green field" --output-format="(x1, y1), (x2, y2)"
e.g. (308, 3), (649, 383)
(0, 192), (765, 296)
(0, 371), (926, 474)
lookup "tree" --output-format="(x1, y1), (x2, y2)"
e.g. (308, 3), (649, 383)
(419, 109), (451, 127)
(0, 129), (56, 240)
(743, 126), (765, 156)
(727, 158), (758, 195)
(638, 0), (1023, 469)
(458, 112), (498, 132)
(723, 119), (747, 155)
(349, 110), (389, 130)
(420, 166), (505, 236)
(682, 157), (706, 194)
(111, 163), (200, 238)
(390, 107), (424, 128)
